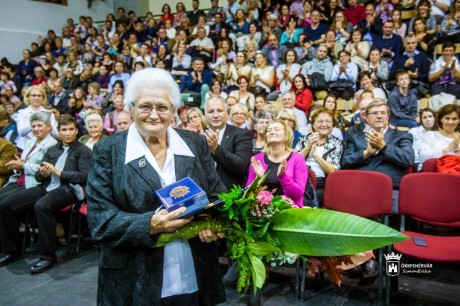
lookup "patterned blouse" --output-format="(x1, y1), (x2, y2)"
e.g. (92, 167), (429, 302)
(294, 133), (344, 171)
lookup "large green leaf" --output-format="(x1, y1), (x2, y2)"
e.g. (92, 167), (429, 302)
(271, 209), (408, 256)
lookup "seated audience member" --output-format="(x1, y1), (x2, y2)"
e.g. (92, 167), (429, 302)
(229, 76), (255, 110)
(345, 29), (370, 70)
(330, 50), (359, 99)
(249, 120), (308, 207)
(68, 87), (86, 118)
(277, 108), (302, 146)
(409, 108), (438, 170)
(295, 107), (343, 206)
(344, 0), (366, 26)
(203, 96), (252, 190)
(205, 79), (228, 102)
(94, 65), (111, 90)
(1, 112), (57, 198)
(32, 66), (47, 86)
(250, 52), (275, 97)
(392, 9), (407, 38)
(275, 49), (301, 98)
(300, 45), (334, 91)
(356, 71), (387, 101)
(342, 100), (414, 213)
(281, 91), (308, 133)
(186, 107), (207, 132)
(429, 42), (460, 98)
(0, 72), (17, 94)
(181, 57), (212, 109)
(0, 115), (92, 272)
(367, 48), (390, 87)
(0, 109), (18, 144)
(103, 95), (124, 134)
(115, 111), (132, 132)
(47, 79), (69, 109)
(80, 113), (107, 150)
(259, 14), (282, 49)
(229, 104), (251, 129)
(189, 27), (215, 63)
(388, 71), (418, 128)
(17, 86), (58, 150)
(102, 80), (124, 113)
(262, 34), (288, 69)
(60, 67), (79, 90)
(372, 20), (403, 65)
(330, 10), (353, 44)
(0, 137), (17, 189)
(356, 3), (383, 42)
(408, 0), (437, 35)
(320, 94), (344, 140)
(412, 18), (436, 58)
(252, 110), (275, 154)
(280, 16), (304, 46)
(346, 96), (374, 137)
(419, 104), (460, 168)
(176, 106), (190, 129)
(389, 35), (430, 96)
(107, 61), (130, 93)
(303, 10), (328, 46)
(293, 74), (313, 117)
(171, 44), (192, 93)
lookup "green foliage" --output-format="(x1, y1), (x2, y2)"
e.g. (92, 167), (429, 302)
(271, 209), (408, 256)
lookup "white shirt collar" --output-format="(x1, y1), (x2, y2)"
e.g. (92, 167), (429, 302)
(125, 124), (194, 165)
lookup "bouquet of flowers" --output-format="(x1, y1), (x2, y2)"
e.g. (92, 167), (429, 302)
(155, 174), (407, 293)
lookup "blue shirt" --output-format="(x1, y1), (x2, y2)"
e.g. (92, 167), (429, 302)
(108, 73), (131, 93)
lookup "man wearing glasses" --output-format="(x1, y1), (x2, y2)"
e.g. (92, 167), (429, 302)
(342, 99), (414, 213)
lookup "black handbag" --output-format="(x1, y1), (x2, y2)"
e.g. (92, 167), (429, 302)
(308, 72), (327, 91)
(328, 80), (355, 100)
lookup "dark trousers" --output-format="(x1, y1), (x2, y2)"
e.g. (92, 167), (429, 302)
(161, 291), (200, 306)
(430, 83), (460, 99)
(0, 185), (76, 259)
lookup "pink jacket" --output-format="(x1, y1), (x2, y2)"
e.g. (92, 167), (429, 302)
(247, 151), (308, 207)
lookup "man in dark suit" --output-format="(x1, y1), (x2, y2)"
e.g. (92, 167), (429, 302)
(342, 100), (414, 213)
(262, 34), (288, 69)
(204, 96), (252, 190)
(47, 79), (69, 110)
(0, 115), (92, 270)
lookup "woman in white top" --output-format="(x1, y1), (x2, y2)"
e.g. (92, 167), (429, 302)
(16, 86), (58, 150)
(276, 49), (301, 95)
(345, 29), (370, 71)
(204, 79), (228, 101)
(135, 44), (154, 68)
(355, 71), (387, 101)
(392, 9), (407, 38)
(409, 108), (437, 169)
(229, 75), (255, 110)
(227, 51), (252, 86)
(419, 104), (460, 167)
(250, 52), (275, 95)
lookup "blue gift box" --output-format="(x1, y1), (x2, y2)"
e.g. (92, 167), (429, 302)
(154, 177), (215, 218)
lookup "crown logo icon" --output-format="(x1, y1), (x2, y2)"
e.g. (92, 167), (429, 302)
(384, 252), (402, 261)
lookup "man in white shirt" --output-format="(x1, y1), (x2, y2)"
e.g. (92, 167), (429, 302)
(281, 91), (308, 133)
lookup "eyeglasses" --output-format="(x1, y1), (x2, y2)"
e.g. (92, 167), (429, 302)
(136, 103), (171, 115)
(367, 111), (388, 117)
(30, 94), (43, 98)
(315, 120), (333, 125)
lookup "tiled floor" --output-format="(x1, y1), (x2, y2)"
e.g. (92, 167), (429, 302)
(1, 244), (459, 306)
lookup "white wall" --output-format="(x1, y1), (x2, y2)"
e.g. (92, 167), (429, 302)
(147, 0), (212, 15)
(0, 0), (114, 63)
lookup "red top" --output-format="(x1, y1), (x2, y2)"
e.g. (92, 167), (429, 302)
(344, 5), (366, 26)
(159, 13), (174, 26)
(295, 88), (313, 116)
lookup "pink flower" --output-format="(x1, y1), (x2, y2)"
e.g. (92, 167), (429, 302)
(281, 195), (297, 208)
(256, 190), (273, 205)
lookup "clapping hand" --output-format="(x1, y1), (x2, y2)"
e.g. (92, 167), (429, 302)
(365, 128), (386, 151)
(39, 161), (58, 178)
(5, 155), (24, 171)
(251, 156), (266, 179)
(203, 128), (219, 154)
(277, 159), (287, 177)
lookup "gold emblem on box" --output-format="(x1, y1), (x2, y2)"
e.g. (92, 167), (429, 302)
(170, 186), (190, 199)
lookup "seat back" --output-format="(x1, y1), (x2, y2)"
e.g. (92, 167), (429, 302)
(399, 173), (460, 227)
(421, 158), (438, 172)
(323, 170), (393, 217)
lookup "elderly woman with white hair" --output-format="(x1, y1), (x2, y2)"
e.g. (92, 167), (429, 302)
(86, 68), (227, 306)
(79, 113), (107, 150)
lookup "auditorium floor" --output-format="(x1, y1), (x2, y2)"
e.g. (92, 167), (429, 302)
(0, 246), (459, 306)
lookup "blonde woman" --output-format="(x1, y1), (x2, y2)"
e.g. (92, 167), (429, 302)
(229, 104), (251, 129)
(16, 86), (58, 149)
(186, 107), (207, 133)
(227, 51), (252, 86)
(250, 52), (275, 95)
(277, 108), (301, 147)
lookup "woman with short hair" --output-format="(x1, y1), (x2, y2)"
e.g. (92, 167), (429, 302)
(80, 113), (107, 150)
